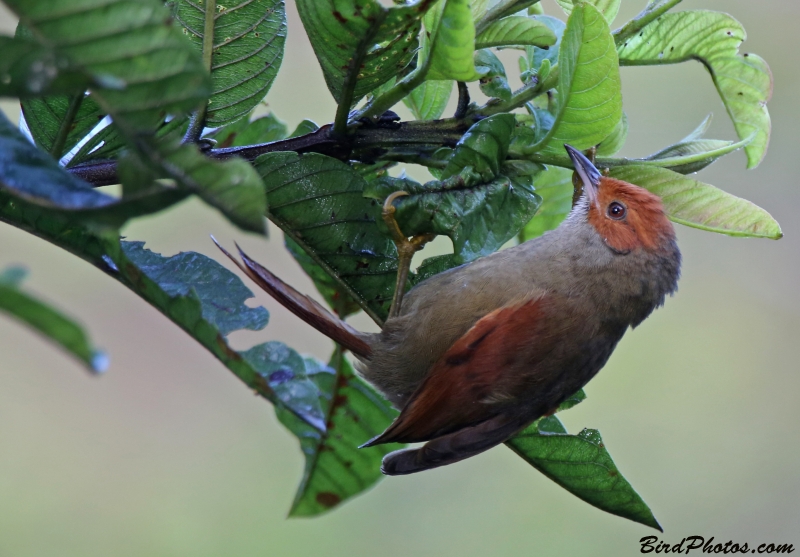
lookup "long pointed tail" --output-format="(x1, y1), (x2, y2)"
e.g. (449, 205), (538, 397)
(213, 237), (372, 359)
(380, 412), (532, 475)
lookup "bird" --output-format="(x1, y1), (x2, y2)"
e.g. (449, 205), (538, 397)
(215, 144), (681, 476)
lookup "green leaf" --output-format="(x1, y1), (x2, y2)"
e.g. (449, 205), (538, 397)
(127, 140), (268, 233)
(289, 119), (319, 138)
(556, 0), (620, 25)
(617, 11), (772, 168)
(284, 238), (362, 319)
(442, 113), (517, 180)
(642, 114), (738, 174)
(206, 111), (288, 148)
(366, 165), (541, 263)
(534, 3), (622, 155)
(475, 15), (556, 49)
(296, 0), (436, 104)
(475, 50), (512, 102)
(171, 0), (287, 126)
(5, 0), (211, 130)
(403, 80), (453, 120)
(0, 112), (187, 229)
(0, 35), (92, 98)
(609, 165), (782, 239)
(254, 152), (397, 322)
(595, 112), (628, 157)
(281, 348), (400, 517)
(0, 267), (106, 373)
(525, 15), (565, 72)
(425, 0), (484, 81)
(506, 416), (662, 531)
(520, 166), (572, 241)
(21, 94), (105, 160)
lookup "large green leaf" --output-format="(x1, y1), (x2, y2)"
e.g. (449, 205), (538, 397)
(280, 348), (400, 517)
(0, 112), (187, 229)
(642, 114), (738, 174)
(617, 11), (772, 168)
(475, 15), (556, 49)
(425, 0), (484, 81)
(0, 267), (106, 373)
(254, 152), (398, 322)
(533, 3), (622, 155)
(5, 0), (211, 130)
(609, 165), (782, 239)
(403, 80), (453, 121)
(506, 415), (662, 531)
(520, 166), (573, 241)
(171, 0), (287, 126)
(556, 0), (620, 25)
(296, 0), (436, 105)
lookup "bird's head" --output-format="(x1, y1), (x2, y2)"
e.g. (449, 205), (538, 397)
(565, 144), (676, 255)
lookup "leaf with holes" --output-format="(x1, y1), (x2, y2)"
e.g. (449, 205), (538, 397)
(617, 11), (772, 168)
(506, 415), (662, 531)
(520, 166), (573, 241)
(0, 267), (106, 373)
(6, 0), (210, 130)
(532, 4), (622, 155)
(279, 349), (400, 517)
(403, 80), (453, 121)
(609, 165), (782, 239)
(254, 152), (398, 322)
(296, 0), (437, 105)
(171, 0), (287, 126)
(475, 15), (556, 49)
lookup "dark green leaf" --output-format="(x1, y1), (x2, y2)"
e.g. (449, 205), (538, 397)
(366, 167), (541, 263)
(475, 15), (556, 49)
(520, 166), (572, 241)
(533, 3), (622, 155)
(296, 0), (436, 104)
(0, 112), (188, 229)
(206, 111), (288, 148)
(171, 0), (287, 126)
(0, 266), (106, 373)
(442, 113), (516, 180)
(609, 165), (782, 239)
(6, 0), (211, 130)
(403, 80), (453, 121)
(506, 416), (662, 531)
(281, 348), (400, 517)
(289, 119), (319, 138)
(0, 35), (92, 98)
(254, 151), (397, 321)
(617, 10), (772, 168)
(21, 94), (105, 161)
(475, 50), (512, 102)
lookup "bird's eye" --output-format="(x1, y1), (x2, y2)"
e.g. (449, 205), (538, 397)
(607, 201), (626, 220)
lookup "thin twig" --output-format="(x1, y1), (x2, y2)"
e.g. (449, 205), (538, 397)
(50, 93), (85, 159)
(183, 0), (217, 143)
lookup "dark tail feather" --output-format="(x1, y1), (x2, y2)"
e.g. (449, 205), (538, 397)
(212, 237), (372, 359)
(380, 412), (532, 475)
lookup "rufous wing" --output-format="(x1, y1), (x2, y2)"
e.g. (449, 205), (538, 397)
(363, 295), (568, 447)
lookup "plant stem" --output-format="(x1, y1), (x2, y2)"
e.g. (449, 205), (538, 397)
(333, 12), (388, 135)
(50, 93), (85, 159)
(454, 82), (470, 119)
(183, 0), (217, 143)
(475, 0), (541, 35)
(613, 0), (683, 46)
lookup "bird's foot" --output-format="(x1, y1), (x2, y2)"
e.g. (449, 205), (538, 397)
(382, 191), (435, 318)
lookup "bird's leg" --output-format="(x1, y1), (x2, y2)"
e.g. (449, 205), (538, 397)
(382, 191), (435, 319)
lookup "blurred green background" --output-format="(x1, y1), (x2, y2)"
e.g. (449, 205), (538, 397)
(1, 1), (798, 555)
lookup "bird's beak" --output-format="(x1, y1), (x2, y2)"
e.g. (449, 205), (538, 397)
(564, 144), (601, 207)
